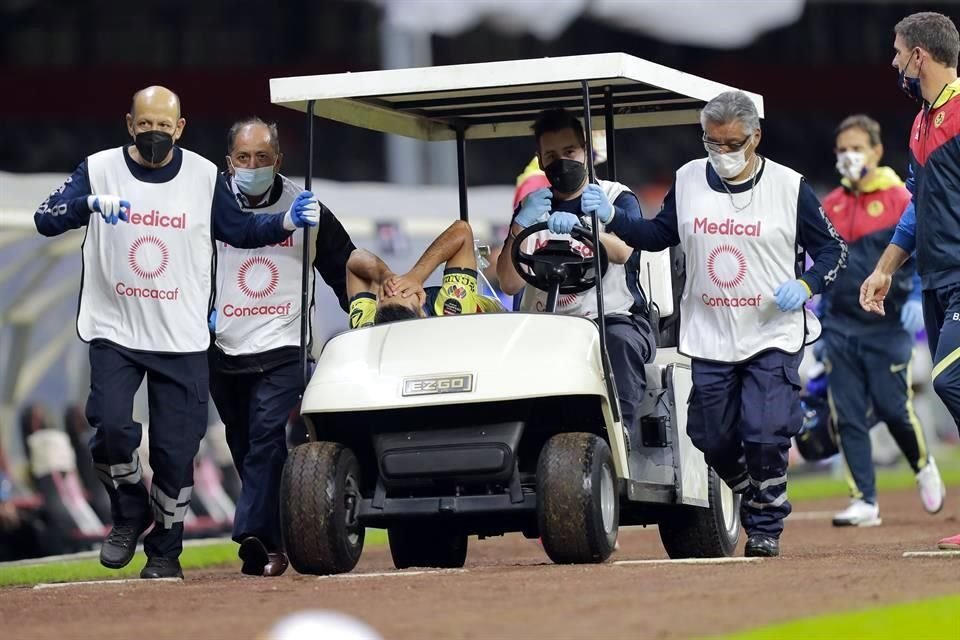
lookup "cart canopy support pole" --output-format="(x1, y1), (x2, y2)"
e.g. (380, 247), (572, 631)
(300, 100), (316, 393)
(603, 86), (617, 181)
(456, 126), (469, 222)
(581, 81), (622, 425)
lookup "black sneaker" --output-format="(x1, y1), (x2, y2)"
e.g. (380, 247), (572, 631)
(99, 516), (152, 569)
(140, 557), (183, 579)
(744, 534), (780, 557)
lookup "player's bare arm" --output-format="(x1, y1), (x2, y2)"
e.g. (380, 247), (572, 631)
(346, 249), (395, 299)
(386, 220), (475, 300)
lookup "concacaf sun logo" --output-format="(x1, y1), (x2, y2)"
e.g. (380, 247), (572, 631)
(237, 256), (280, 299)
(128, 235), (169, 279)
(707, 243), (747, 289)
(867, 200), (885, 217)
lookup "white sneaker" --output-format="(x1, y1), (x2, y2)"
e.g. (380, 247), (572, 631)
(832, 499), (882, 527)
(917, 457), (946, 514)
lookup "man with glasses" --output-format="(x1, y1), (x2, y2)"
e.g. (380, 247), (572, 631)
(610, 91), (847, 557)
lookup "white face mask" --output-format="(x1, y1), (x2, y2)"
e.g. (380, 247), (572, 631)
(706, 139), (753, 180)
(835, 151), (867, 182)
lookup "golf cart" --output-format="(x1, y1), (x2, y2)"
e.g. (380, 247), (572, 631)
(270, 53), (761, 574)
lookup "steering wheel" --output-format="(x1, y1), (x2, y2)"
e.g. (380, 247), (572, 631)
(511, 221), (609, 294)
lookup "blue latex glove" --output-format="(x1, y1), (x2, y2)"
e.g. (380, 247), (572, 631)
(208, 309), (217, 332)
(580, 184), (614, 223)
(87, 195), (130, 225)
(547, 211), (580, 235)
(515, 187), (552, 228)
(773, 279), (810, 312)
(283, 191), (320, 229)
(805, 371), (828, 398)
(900, 299), (924, 335)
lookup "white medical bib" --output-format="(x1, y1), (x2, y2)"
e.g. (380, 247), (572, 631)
(80, 147), (216, 353)
(214, 175), (314, 356)
(675, 158), (817, 362)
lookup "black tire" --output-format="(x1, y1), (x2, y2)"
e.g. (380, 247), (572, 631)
(280, 442), (364, 575)
(537, 432), (618, 564)
(388, 526), (468, 569)
(658, 467), (741, 558)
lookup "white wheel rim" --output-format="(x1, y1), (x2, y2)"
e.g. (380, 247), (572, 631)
(600, 463), (616, 534)
(720, 481), (738, 536)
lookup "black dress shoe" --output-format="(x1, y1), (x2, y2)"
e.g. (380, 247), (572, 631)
(263, 552), (289, 577)
(140, 557), (183, 579)
(240, 537), (288, 577)
(100, 515), (152, 569)
(744, 534), (780, 557)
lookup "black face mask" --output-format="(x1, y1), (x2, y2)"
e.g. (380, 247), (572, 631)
(134, 130), (174, 164)
(544, 158), (587, 194)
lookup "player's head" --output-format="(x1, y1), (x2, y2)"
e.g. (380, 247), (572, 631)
(533, 109), (588, 196)
(699, 91), (761, 181)
(226, 118), (283, 198)
(834, 115), (883, 185)
(126, 86), (185, 166)
(374, 296), (424, 325)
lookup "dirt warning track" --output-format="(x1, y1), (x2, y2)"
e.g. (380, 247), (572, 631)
(3, 488), (959, 640)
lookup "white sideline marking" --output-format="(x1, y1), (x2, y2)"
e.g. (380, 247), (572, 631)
(33, 577), (183, 590)
(318, 569), (468, 580)
(788, 510), (835, 521)
(903, 550), (960, 558)
(614, 557), (762, 566)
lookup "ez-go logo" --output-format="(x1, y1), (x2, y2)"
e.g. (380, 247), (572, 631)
(402, 374), (475, 397)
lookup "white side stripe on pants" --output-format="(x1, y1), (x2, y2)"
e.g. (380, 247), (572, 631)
(746, 493), (789, 510)
(750, 475), (787, 491)
(150, 485), (192, 529)
(95, 452), (143, 489)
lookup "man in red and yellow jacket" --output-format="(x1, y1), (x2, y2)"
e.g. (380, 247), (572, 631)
(820, 114), (941, 529)
(861, 11), (960, 551)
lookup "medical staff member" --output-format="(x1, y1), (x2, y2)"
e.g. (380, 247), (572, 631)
(861, 11), (960, 551)
(612, 91), (846, 557)
(33, 87), (319, 579)
(821, 114), (944, 528)
(209, 118), (356, 577)
(498, 108), (657, 454)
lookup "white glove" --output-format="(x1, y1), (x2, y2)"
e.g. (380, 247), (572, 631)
(87, 195), (130, 225)
(283, 191), (321, 230)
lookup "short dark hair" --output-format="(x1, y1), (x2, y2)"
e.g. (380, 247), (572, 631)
(374, 304), (419, 325)
(895, 12), (960, 69)
(835, 115), (882, 147)
(532, 109), (586, 148)
(227, 117), (280, 155)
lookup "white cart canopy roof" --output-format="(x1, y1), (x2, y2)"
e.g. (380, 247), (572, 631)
(270, 53), (764, 141)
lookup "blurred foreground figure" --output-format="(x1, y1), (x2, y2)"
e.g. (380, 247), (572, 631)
(262, 611), (382, 640)
(860, 11), (960, 551)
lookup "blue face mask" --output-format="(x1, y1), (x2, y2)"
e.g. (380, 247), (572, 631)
(898, 51), (923, 102)
(233, 166), (276, 197)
